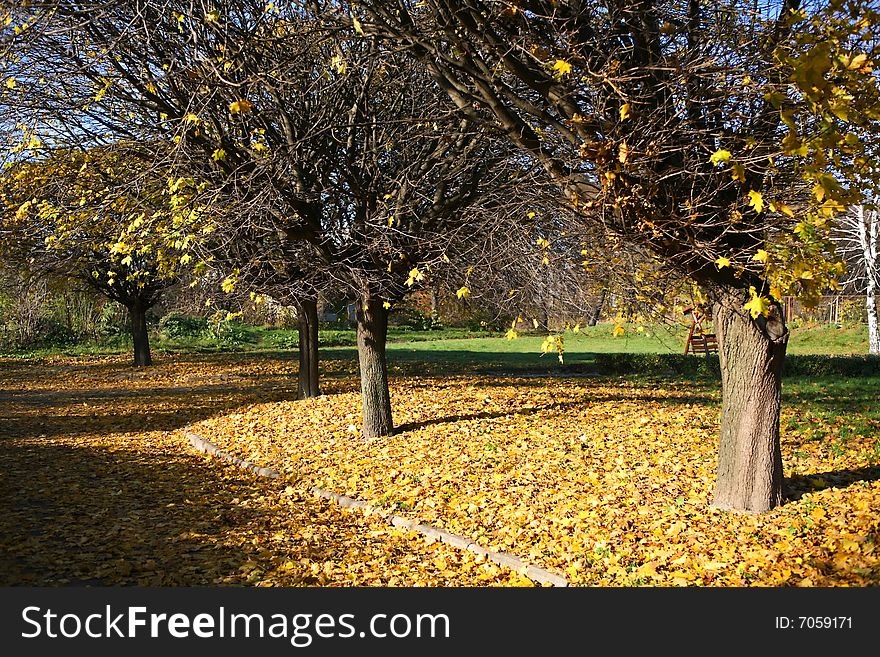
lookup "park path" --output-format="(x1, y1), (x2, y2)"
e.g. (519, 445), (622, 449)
(0, 355), (515, 586)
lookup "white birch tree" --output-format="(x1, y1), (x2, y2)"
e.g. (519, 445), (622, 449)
(835, 204), (880, 354)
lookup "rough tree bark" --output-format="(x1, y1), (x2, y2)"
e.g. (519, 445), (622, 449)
(128, 301), (152, 367)
(356, 296), (394, 438)
(711, 290), (788, 513)
(588, 288), (607, 326)
(297, 298), (321, 398)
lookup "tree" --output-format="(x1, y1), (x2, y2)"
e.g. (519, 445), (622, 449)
(834, 203), (880, 353)
(1, 2), (531, 436)
(348, 0), (880, 510)
(0, 147), (188, 366)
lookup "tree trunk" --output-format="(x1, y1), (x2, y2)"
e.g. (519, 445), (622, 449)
(539, 305), (550, 334)
(430, 283), (440, 322)
(129, 302), (152, 367)
(588, 288), (607, 326)
(356, 296), (393, 438)
(867, 276), (879, 355)
(297, 298), (321, 398)
(711, 290), (788, 513)
(860, 205), (879, 354)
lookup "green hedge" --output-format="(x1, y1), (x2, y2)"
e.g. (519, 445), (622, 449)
(783, 354), (880, 377)
(590, 353), (880, 377)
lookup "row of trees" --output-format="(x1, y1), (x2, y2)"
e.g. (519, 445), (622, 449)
(2, 1), (880, 513)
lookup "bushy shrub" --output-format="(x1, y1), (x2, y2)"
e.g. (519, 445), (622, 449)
(839, 298), (866, 327)
(159, 312), (208, 339)
(24, 317), (78, 348)
(206, 311), (254, 349)
(394, 309), (442, 331)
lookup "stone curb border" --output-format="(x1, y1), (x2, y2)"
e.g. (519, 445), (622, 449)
(186, 431), (281, 479)
(184, 430), (568, 587)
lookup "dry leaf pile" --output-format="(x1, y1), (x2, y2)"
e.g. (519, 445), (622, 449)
(0, 355), (525, 586)
(192, 366), (880, 587)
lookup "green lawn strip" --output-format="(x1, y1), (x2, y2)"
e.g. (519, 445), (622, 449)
(1, 321), (871, 360)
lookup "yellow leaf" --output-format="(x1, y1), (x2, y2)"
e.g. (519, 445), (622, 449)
(618, 141), (630, 165)
(774, 202), (795, 217)
(221, 272), (237, 294)
(702, 562), (728, 571)
(731, 163), (746, 183)
(748, 190), (764, 213)
(619, 103), (631, 120)
(229, 99), (254, 114)
(752, 249), (769, 263)
(829, 102), (849, 122)
(5, 77), (16, 89)
(635, 562), (659, 579)
(709, 149), (731, 166)
(847, 53), (868, 70)
(205, 9), (220, 22)
(352, 14), (365, 35)
(331, 54), (347, 74)
(405, 267), (424, 287)
(612, 324), (625, 337)
(744, 286), (770, 319)
(505, 328), (518, 340)
(666, 522), (685, 538)
(382, 301), (391, 309)
(553, 59), (573, 76)
(456, 286), (470, 300)
(715, 256), (732, 269)
(211, 148), (225, 161)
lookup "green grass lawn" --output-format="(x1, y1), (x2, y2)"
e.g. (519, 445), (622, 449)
(322, 322), (875, 373)
(1, 319), (872, 363)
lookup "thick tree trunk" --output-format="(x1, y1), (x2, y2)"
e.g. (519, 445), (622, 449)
(588, 288), (607, 326)
(129, 302), (152, 367)
(867, 277), (879, 355)
(356, 296), (393, 438)
(711, 290), (788, 513)
(297, 298), (321, 398)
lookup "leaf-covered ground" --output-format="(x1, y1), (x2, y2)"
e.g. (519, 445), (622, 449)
(0, 355), (527, 586)
(191, 363), (880, 587)
(2, 354), (878, 586)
